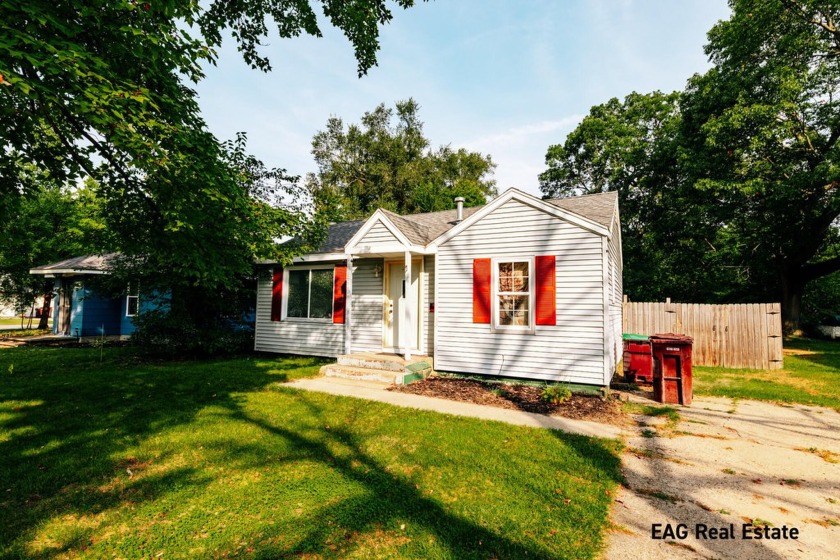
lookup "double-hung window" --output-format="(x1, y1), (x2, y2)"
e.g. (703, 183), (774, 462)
(285, 267), (334, 320)
(493, 258), (533, 331)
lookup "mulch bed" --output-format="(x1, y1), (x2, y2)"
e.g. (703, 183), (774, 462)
(389, 377), (626, 425)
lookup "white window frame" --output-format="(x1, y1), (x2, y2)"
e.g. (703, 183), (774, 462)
(491, 256), (535, 334)
(282, 265), (335, 322)
(126, 282), (140, 317)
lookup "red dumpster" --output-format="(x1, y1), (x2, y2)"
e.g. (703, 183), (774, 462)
(650, 334), (693, 405)
(623, 333), (653, 383)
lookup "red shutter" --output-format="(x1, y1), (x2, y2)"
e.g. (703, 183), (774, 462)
(473, 258), (492, 324)
(333, 264), (347, 324)
(535, 256), (556, 326)
(271, 268), (283, 321)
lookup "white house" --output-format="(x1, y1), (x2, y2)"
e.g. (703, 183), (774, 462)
(255, 188), (622, 387)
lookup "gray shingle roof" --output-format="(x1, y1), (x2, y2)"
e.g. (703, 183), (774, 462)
(301, 190), (618, 253)
(546, 190), (618, 228)
(31, 253), (119, 274)
(381, 206), (483, 245)
(311, 219), (366, 253)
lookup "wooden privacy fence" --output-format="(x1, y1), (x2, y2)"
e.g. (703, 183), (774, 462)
(623, 301), (784, 370)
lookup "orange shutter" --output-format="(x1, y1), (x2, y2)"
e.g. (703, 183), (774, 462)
(333, 264), (347, 324)
(535, 256), (556, 326)
(473, 258), (492, 323)
(271, 268), (283, 321)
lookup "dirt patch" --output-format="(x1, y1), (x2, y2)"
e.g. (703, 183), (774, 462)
(388, 377), (625, 424)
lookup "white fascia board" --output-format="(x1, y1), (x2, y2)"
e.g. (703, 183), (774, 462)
(347, 243), (432, 256)
(344, 209), (413, 251)
(29, 268), (108, 275)
(432, 188), (610, 247)
(255, 253), (346, 265)
(292, 253), (346, 263)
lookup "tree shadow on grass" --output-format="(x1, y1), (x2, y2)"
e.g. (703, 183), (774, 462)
(216, 389), (626, 559)
(0, 346), (625, 559)
(0, 346), (324, 557)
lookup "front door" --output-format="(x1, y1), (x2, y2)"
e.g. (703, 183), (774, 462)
(384, 261), (421, 351)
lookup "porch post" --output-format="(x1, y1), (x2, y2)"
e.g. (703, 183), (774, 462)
(404, 251), (412, 361)
(344, 254), (353, 355)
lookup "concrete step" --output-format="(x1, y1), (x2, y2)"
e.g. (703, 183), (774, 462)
(337, 354), (433, 373)
(320, 364), (399, 384)
(337, 355), (407, 372)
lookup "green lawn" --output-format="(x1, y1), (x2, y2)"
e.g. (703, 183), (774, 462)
(0, 328), (51, 339)
(0, 346), (622, 559)
(0, 317), (52, 328)
(694, 337), (840, 411)
(0, 317), (39, 327)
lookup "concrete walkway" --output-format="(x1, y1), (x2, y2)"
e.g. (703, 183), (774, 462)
(285, 377), (624, 439)
(605, 395), (840, 560)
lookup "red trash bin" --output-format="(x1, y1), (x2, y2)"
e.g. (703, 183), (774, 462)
(623, 334), (653, 383)
(650, 334), (693, 405)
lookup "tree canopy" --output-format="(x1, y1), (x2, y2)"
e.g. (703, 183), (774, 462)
(0, 177), (106, 323)
(1, 1), (419, 291)
(540, 0), (840, 329)
(305, 99), (497, 221)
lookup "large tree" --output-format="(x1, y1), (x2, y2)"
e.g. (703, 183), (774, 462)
(541, 0), (840, 330)
(0, 177), (107, 327)
(306, 99), (497, 220)
(1, 1), (419, 289)
(686, 0), (840, 330)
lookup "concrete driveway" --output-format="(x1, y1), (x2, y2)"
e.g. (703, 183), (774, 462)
(605, 395), (840, 560)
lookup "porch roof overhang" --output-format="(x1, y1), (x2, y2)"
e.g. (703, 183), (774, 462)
(29, 269), (109, 278)
(30, 253), (118, 277)
(346, 243), (435, 257)
(343, 209), (437, 256)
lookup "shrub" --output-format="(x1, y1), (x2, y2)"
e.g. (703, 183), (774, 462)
(540, 385), (572, 405)
(130, 308), (253, 358)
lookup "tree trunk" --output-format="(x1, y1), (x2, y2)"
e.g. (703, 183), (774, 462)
(781, 270), (804, 334)
(36, 280), (54, 330)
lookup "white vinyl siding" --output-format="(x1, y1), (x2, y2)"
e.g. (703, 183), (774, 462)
(435, 199), (607, 385)
(350, 258), (384, 351)
(254, 270), (344, 357)
(423, 255), (434, 355)
(358, 220), (400, 245)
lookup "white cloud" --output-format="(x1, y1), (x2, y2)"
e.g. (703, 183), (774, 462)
(462, 115), (584, 152)
(457, 115), (584, 196)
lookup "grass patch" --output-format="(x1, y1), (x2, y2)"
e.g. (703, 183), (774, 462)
(624, 403), (680, 425)
(795, 447), (840, 464)
(721, 468), (736, 475)
(694, 337), (840, 410)
(0, 346), (623, 559)
(0, 317), (42, 327)
(0, 328), (51, 339)
(625, 403), (680, 436)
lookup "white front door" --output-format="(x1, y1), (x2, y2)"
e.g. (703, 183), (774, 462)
(384, 260), (421, 351)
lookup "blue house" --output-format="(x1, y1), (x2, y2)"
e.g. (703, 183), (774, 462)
(30, 254), (149, 338)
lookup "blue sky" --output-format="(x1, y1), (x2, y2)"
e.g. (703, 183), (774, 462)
(194, 0), (732, 198)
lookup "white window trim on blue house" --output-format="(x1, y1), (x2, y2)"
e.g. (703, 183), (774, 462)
(126, 283), (139, 317)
